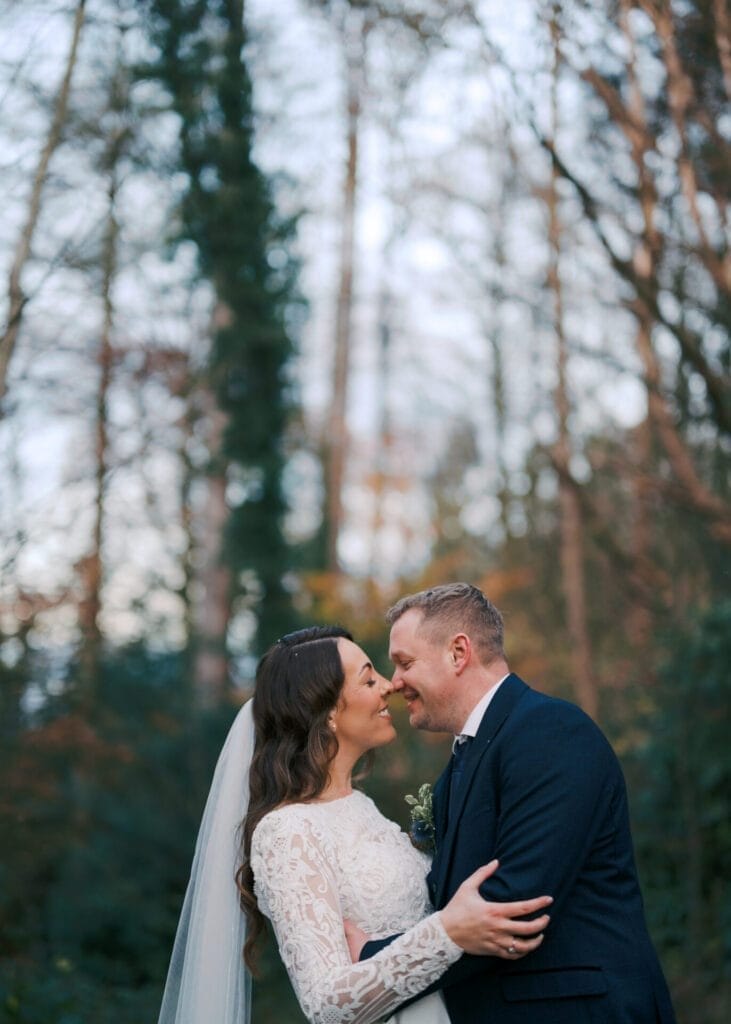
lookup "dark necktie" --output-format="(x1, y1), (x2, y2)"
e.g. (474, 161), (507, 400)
(448, 736), (473, 820)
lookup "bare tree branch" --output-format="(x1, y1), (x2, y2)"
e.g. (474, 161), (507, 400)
(0, 0), (86, 408)
(539, 137), (731, 438)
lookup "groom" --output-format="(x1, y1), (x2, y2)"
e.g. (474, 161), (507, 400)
(360, 582), (676, 1023)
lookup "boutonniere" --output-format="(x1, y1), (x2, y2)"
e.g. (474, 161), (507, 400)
(405, 782), (435, 853)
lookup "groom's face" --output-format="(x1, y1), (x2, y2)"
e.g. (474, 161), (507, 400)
(389, 609), (458, 733)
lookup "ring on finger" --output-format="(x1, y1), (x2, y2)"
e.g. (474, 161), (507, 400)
(507, 943), (516, 955)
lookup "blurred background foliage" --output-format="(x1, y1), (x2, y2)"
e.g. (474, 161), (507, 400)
(0, 0), (729, 1021)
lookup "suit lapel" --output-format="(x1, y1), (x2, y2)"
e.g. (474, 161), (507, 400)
(432, 763), (450, 839)
(432, 674), (529, 906)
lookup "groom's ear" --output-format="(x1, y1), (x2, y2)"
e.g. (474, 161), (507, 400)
(449, 633), (471, 674)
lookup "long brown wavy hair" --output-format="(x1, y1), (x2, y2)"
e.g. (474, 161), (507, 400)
(236, 625), (354, 971)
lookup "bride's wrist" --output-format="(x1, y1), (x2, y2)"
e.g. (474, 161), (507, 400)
(437, 907), (463, 948)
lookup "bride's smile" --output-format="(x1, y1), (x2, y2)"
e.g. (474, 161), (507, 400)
(329, 638), (397, 760)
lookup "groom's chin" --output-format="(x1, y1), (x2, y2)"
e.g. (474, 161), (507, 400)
(405, 704), (425, 729)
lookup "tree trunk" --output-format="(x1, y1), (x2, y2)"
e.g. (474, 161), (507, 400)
(0, 0), (87, 408)
(325, 10), (367, 572)
(639, 0), (728, 293)
(552, 2), (731, 543)
(547, 5), (598, 720)
(178, 369), (197, 655)
(714, 0), (731, 103)
(77, 163), (117, 704)
(192, 376), (230, 707)
(619, 0), (657, 662)
(368, 271), (392, 578)
(193, 473), (230, 706)
(626, 415), (654, 658)
(618, 0), (731, 543)
(487, 208), (511, 541)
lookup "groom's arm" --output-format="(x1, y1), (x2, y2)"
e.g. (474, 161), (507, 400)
(361, 700), (618, 992)
(476, 699), (616, 916)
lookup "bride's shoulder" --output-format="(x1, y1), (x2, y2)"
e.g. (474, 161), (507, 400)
(255, 800), (308, 830)
(251, 792), (373, 849)
(251, 801), (341, 869)
(252, 799), (324, 844)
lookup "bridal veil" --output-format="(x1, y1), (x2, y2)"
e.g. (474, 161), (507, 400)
(158, 700), (254, 1024)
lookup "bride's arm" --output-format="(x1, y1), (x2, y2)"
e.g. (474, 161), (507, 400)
(251, 812), (462, 1024)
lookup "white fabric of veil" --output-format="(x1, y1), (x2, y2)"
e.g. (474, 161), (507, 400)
(158, 700), (254, 1024)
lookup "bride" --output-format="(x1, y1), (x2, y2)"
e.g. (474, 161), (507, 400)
(158, 626), (551, 1024)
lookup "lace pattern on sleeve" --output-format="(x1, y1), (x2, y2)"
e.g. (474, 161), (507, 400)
(251, 811), (460, 1024)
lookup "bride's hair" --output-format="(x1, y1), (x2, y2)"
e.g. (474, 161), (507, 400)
(236, 625), (353, 970)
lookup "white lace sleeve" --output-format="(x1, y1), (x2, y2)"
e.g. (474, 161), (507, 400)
(251, 812), (461, 1024)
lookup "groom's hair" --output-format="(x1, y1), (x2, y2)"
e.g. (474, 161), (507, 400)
(387, 582), (505, 664)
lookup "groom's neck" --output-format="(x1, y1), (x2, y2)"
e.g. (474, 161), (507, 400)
(454, 657), (510, 729)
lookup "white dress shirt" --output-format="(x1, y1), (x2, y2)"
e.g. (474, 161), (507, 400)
(453, 674), (509, 750)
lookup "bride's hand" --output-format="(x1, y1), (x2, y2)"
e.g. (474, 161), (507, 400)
(439, 859), (553, 958)
(343, 917), (370, 962)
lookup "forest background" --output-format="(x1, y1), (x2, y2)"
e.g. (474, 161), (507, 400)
(0, 0), (729, 1021)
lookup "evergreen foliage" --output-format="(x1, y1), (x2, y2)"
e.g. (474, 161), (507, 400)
(627, 602), (731, 1024)
(0, 648), (239, 1023)
(140, 0), (299, 651)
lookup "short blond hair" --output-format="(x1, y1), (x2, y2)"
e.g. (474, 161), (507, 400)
(387, 582), (505, 664)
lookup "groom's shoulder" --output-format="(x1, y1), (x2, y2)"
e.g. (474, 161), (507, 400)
(522, 682), (585, 716)
(512, 676), (610, 740)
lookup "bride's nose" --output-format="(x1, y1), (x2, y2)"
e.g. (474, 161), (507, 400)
(379, 674), (393, 696)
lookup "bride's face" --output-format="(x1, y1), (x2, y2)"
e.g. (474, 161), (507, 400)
(330, 639), (397, 755)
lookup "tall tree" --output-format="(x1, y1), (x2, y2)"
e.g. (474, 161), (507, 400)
(319, 1), (371, 572)
(619, 0), (663, 661)
(545, 3), (597, 718)
(142, 0), (298, 692)
(76, 141), (118, 702)
(542, 0), (731, 542)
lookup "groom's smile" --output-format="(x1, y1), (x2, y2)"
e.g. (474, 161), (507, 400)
(388, 608), (463, 734)
(400, 686), (421, 717)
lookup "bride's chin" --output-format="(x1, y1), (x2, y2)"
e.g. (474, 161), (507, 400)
(369, 728), (397, 750)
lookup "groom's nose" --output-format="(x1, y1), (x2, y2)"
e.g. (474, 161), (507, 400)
(390, 669), (404, 691)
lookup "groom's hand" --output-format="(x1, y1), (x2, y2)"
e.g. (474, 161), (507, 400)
(439, 860), (553, 958)
(343, 917), (370, 962)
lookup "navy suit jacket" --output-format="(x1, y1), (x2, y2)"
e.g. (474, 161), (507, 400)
(361, 675), (676, 1024)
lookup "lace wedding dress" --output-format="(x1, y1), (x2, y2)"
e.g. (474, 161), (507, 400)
(251, 790), (460, 1024)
